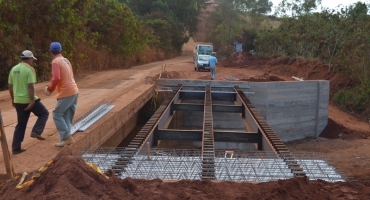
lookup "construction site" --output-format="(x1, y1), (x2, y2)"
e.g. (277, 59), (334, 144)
(1, 1), (370, 198)
(0, 37), (370, 199)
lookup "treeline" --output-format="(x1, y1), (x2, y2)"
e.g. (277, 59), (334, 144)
(0, 0), (206, 88)
(205, 0), (369, 117)
(255, 2), (370, 116)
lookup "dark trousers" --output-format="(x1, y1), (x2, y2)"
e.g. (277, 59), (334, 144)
(12, 99), (49, 151)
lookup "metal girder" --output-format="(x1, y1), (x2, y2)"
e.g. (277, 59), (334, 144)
(214, 131), (261, 143)
(202, 85), (215, 180)
(234, 86), (306, 177)
(155, 130), (202, 141)
(180, 91), (236, 101)
(172, 103), (243, 113)
(111, 84), (183, 176)
(160, 84), (250, 91)
(154, 129), (261, 143)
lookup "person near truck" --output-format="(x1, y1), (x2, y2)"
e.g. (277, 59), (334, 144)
(8, 50), (49, 155)
(44, 42), (79, 147)
(209, 52), (217, 80)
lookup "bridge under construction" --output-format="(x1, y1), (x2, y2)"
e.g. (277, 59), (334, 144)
(81, 80), (343, 182)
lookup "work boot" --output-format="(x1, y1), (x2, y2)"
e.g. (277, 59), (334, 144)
(31, 132), (45, 140)
(12, 149), (27, 155)
(55, 135), (75, 147)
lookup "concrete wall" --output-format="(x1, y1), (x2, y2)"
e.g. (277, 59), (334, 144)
(101, 112), (139, 147)
(71, 84), (155, 155)
(247, 81), (329, 141)
(156, 79), (329, 142)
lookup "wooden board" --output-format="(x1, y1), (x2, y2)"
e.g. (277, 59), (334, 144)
(0, 110), (16, 179)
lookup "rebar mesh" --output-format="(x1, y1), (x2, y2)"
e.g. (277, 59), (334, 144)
(281, 152), (345, 182)
(81, 147), (344, 182)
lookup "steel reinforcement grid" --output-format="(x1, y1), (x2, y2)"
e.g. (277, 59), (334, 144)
(81, 148), (344, 182)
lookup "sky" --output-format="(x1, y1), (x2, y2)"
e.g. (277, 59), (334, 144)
(269, 0), (369, 13)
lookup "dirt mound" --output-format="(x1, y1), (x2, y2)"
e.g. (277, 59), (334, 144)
(242, 73), (285, 82)
(151, 71), (183, 80)
(320, 118), (370, 140)
(267, 56), (331, 80)
(220, 53), (353, 94)
(0, 147), (137, 199)
(1, 148), (370, 200)
(219, 52), (272, 69)
(267, 56), (353, 93)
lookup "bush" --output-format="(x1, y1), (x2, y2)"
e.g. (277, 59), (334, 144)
(333, 83), (370, 117)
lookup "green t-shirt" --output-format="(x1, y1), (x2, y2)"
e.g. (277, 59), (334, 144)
(8, 62), (39, 104)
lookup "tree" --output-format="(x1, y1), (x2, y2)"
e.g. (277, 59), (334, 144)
(86, 0), (148, 57)
(236, 0), (273, 28)
(126, 0), (206, 53)
(206, 0), (246, 55)
(275, 0), (322, 17)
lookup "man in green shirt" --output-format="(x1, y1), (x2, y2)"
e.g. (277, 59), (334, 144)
(8, 50), (49, 155)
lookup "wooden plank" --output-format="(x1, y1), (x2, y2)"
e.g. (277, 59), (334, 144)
(0, 110), (16, 179)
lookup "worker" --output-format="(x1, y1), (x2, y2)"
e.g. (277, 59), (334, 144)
(44, 42), (79, 147)
(8, 50), (49, 155)
(209, 52), (217, 80)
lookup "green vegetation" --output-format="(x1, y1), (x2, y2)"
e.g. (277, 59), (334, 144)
(204, 0), (369, 118)
(205, 0), (274, 55)
(1, 0), (368, 117)
(127, 0), (206, 52)
(0, 0), (205, 88)
(255, 1), (370, 117)
(206, 0), (246, 54)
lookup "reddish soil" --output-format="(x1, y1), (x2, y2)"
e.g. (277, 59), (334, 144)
(219, 52), (354, 94)
(1, 148), (370, 200)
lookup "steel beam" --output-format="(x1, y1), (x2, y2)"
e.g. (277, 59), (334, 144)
(111, 84), (183, 176)
(180, 91), (236, 101)
(154, 129), (261, 143)
(155, 130), (202, 141)
(234, 86), (306, 177)
(172, 103), (243, 113)
(202, 85), (215, 180)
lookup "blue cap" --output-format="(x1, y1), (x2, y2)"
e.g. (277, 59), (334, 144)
(50, 42), (62, 52)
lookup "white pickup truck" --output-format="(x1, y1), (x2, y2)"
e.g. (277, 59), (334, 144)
(193, 43), (213, 58)
(193, 42), (213, 71)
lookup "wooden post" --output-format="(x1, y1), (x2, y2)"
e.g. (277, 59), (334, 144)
(0, 110), (16, 179)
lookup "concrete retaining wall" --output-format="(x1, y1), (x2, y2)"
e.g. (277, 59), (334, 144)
(248, 81), (329, 141)
(156, 79), (329, 142)
(71, 84), (155, 155)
